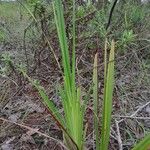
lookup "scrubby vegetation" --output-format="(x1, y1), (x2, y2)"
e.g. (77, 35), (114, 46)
(0, 0), (150, 150)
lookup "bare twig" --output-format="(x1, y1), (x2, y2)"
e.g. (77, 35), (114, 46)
(117, 101), (150, 124)
(110, 128), (118, 140)
(114, 116), (150, 120)
(131, 101), (150, 117)
(115, 119), (123, 150)
(106, 0), (119, 30)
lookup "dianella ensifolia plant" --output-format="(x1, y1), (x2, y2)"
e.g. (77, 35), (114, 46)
(21, 0), (85, 149)
(22, 0), (116, 149)
(100, 40), (115, 150)
(92, 39), (150, 150)
(53, 0), (84, 149)
(93, 39), (115, 150)
(20, 0), (150, 150)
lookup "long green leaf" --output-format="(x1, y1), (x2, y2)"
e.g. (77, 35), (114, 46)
(100, 40), (115, 150)
(93, 53), (100, 150)
(71, 0), (76, 96)
(132, 134), (150, 150)
(53, 0), (71, 90)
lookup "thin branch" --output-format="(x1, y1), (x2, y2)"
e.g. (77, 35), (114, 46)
(115, 119), (123, 150)
(114, 116), (150, 120)
(106, 0), (119, 30)
(117, 101), (150, 124)
(131, 101), (150, 117)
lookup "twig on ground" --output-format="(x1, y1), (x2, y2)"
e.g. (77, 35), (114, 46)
(117, 101), (150, 124)
(131, 101), (150, 117)
(111, 127), (118, 140)
(114, 116), (150, 120)
(115, 119), (123, 150)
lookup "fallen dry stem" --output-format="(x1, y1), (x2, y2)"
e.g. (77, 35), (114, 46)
(115, 119), (123, 150)
(118, 101), (150, 124)
(114, 116), (150, 120)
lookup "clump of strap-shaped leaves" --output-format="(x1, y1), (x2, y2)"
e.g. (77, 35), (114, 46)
(22, 0), (150, 150)
(53, 0), (84, 149)
(93, 39), (115, 150)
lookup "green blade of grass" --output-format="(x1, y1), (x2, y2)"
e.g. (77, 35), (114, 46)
(53, 0), (71, 90)
(93, 53), (100, 150)
(71, 0), (76, 96)
(132, 134), (150, 150)
(100, 40), (115, 150)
